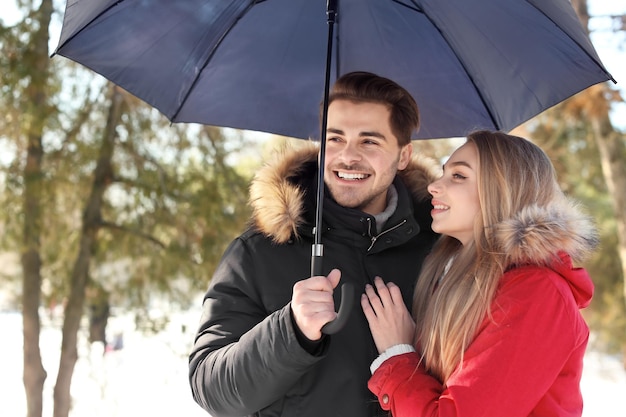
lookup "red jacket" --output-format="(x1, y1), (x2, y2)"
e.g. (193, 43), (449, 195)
(368, 252), (594, 417)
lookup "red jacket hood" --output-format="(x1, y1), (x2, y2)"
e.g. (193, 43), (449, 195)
(550, 251), (594, 309)
(492, 202), (597, 310)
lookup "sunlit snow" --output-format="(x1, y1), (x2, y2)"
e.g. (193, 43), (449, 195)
(1, 311), (624, 417)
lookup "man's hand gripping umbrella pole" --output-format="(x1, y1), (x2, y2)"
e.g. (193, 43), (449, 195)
(310, 0), (355, 336)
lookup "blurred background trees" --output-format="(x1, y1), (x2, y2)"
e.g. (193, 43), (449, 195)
(1, 1), (625, 417)
(2, 2), (255, 416)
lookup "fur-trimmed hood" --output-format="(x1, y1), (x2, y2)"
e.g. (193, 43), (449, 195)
(249, 143), (438, 244)
(493, 201), (598, 266)
(492, 201), (597, 309)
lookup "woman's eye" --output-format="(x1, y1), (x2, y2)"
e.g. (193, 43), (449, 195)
(452, 173), (467, 180)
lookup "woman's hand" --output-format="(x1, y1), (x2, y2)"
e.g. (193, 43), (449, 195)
(361, 276), (416, 354)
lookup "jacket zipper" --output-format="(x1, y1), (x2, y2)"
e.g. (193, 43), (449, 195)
(366, 218), (407, 252)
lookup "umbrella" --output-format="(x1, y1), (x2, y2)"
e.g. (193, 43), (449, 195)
(52, 0), (614, 333)
(52, 0), (614, 140)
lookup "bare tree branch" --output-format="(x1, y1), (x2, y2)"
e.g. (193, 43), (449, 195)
(99, 220), (166, 248)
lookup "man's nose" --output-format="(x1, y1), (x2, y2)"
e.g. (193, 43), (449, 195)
(338, 141), (361, 164)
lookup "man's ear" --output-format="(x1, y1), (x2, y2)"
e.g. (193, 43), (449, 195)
(398, 143), (413, 170)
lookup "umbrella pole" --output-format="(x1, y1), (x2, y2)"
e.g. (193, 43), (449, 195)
(316, 0), (354, 336)
(310, 0), (337, 277)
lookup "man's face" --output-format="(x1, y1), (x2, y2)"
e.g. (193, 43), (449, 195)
(323, 99), (412, 215)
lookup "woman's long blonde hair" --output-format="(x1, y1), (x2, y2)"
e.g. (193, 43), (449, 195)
(412, 130), (566, 382)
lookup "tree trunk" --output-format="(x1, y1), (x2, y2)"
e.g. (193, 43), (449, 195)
(590, 117), (626, 295)
(52, 85), (124, 417)
(572, 0), (626, 287)
(21, 1), (53, 416)
(572, 0), (626, 368)
(88, 283), (111, 346)
(22, 136), (47, 417)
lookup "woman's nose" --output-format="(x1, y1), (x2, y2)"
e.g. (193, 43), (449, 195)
(427, 179), (441, 196)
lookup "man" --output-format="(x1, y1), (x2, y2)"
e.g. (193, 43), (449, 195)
(189, 71), (439, 417)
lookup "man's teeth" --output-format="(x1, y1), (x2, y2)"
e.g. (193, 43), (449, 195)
(338, 172), (367, 180)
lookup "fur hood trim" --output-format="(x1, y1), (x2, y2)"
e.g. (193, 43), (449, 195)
(493, 201), (598, 265)
(249, 143), (438, 244)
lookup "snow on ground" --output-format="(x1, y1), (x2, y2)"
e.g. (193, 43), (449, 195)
(1, 310), (207, 417)
(581, 350), (626, 416)
(1, 310), (625, 417)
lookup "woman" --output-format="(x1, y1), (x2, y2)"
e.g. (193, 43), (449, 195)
(361, 130), (597, 416)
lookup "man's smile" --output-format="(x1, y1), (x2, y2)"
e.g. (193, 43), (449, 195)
(336, 171), (370, 180)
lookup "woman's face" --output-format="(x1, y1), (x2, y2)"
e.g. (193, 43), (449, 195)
(427, 142), (480, 246)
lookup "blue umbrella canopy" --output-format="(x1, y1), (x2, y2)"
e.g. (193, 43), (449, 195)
(53, 0), (614, 141)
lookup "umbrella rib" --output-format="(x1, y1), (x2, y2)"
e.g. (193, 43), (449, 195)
(51, 0), (127, 57)
(406, 0), (502, 130)
(334, 0), (342, 77)
(391, 0), (423, 13)
(527, 2), (615, 84)
(170, 1), (259, 121)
